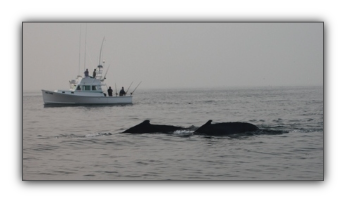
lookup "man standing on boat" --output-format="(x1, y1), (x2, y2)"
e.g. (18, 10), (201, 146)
(120, 87), (126, 96)
(108, 86), (113, 97)
(84, 69), (89, 77)
(93, 69), (96, 78)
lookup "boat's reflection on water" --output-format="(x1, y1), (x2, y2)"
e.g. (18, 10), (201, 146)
(43, 103), (133, 108)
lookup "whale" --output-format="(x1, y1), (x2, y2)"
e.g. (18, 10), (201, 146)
(194, 120), (259, 136)
(122, 120), (188, 134)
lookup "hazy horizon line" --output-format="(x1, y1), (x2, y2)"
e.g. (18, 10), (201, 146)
(23, 84), (323, 92)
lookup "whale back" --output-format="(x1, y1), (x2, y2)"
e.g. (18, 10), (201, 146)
(123, 120), (186, 134)
(194, 120), (258, 136)
(218, 122), (259, 133)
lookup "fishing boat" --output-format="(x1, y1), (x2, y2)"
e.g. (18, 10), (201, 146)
(42, 37), (136, 105)
(41, 67), (133, 105)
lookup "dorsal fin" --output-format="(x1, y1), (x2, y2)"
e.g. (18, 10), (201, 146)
(142, 120), (150, 125)
(194, 120), (213, 133)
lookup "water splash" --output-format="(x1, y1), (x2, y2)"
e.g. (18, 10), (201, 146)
(173, 130), (194, 136)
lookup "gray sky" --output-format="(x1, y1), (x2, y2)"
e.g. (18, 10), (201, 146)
(23, 22), (323, 91)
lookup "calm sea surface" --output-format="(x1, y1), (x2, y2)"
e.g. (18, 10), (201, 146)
(23, 86), (323, 180)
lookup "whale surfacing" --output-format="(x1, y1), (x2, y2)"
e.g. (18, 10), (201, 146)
(123, 120), (186, 134)
(123, 120), (259, 136)
(194, 120), (258, 136)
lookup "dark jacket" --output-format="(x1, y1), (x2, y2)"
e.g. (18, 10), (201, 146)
(119, 88), (126, 96)
(107, 88), (113, 96)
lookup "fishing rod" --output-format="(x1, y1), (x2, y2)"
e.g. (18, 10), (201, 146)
(102, 64), (110, 81)
(131, 81), (142, 95)
(115, 83), (118, 96)
(126, 81), (133, 95)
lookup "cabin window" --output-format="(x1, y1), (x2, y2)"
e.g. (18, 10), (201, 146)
(84, 85), (90, 91)
(92, 85), (96, 90)
(77, 86), (81, 90)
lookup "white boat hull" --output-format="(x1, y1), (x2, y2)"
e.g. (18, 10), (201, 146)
(42, 90), (132, 105)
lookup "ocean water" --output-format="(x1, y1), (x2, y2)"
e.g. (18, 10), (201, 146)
(23, 86), (323, 180)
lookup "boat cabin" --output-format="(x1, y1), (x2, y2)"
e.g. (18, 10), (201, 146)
(54, 73), (106, 96)
(69, 66), (106, 91)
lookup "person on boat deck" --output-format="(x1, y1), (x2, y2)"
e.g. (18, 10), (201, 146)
(119, 87), (126, 96)
(107, 86), (113, 97)
(84, 69), (89, 77)
(93, 69), (96, 78)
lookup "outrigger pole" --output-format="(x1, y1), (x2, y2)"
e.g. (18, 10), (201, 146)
(98, 37), (106, 66)
(131, 81), (142, 95)
(84, 24), (87, 71)
(78, 24), (81, 75)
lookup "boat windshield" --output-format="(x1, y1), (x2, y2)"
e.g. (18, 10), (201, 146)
(76, 85), (102, 91)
